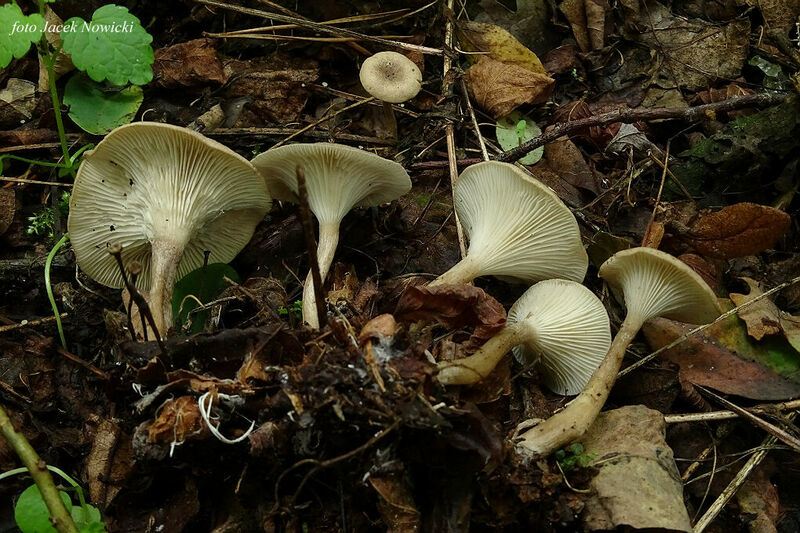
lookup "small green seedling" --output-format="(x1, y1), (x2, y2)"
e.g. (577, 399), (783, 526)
(277, 300), (303, 320)
(495, 111), (544, 165)
(26, 191), (70, 240)
(554, 442), (596, 472)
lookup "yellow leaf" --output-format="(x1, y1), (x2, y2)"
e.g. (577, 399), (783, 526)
(457, 21), (548, 75)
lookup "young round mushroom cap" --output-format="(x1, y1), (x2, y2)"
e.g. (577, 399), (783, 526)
(359, 51), (423, 104)
(509, 279), (611, 395)
(441, 161), (588, 284)
(599, 247), (721, 326)
(251, 143), (411, 225)
(68, 122), (270, 290)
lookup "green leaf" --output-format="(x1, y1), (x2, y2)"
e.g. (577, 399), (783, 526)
(15, 485), (72, 533)
(172, 263), (239, 333)
(63, 73), (143, 134)
(60, 5), (153, 85)
(71, 503), (106, 532)
(495, 111), (543, 165)
(0, 3), (44, 68)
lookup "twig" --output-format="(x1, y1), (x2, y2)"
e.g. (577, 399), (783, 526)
(273, 97), (375, 149)
(0, 177), (73, 187)
(0, 405), (79, 533)
(295, 165), (327, 329)
(693, 412), (797, 532)
(193, 0), (444, 55)
(205, 128), (392, 145)
(699, 387), (800, 452)
(0, 313), (68, 333)
(665, 399), (800, 424)
(495, 92), (789, 162)
(458, 79), (489, 161)
(441, 0), (467, 258)
(619, 273), (800, 377)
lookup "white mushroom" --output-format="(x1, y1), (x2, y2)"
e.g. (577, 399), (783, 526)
(438, 279), (611, 395)
(516, 247), (722, 456)
(251, 143), (411, 329)
(359, 51), (422, 104)
(68, 122), (270, 337)
(431, 161), (588, 286)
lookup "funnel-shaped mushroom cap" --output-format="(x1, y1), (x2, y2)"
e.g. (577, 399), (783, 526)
(68, 122), (270, 290)
(509, 279), (611, 395)
(360, 51), (422, 103)
(252, 143), (411, 224)
(447, 161), (587, 284)
(599, 247), (721, 326)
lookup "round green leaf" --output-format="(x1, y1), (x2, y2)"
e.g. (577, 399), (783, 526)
(60, 4), (153, 86)
(0, 3), (44, 68)
(496, 111), (543, 165)
(71, 503), (106, 532)
(63, 74), (143, 134)
(14, 485), (72, 533)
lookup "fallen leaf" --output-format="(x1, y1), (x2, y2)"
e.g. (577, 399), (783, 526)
(587, 231), (631, 268)
(559, 0), (609, 52)
(543, 136), (599, 194)
(86, 419), (134, 509)
(474, 0), (561, 56)
(152, 38), (227, 89)
(395, 284), (506, 351)
(581, 405), (691, 532)
(677, 253), (722, 294)
(369, 471), (420, 533)
(147, 395), (210, 446)
(457, 21), (548, 74)
(641, 221), (664, 248)
(731, 277), (800, 352)
(642, 303), (800, 400)
(0, 78), (37, 128)
(464, 56), (554, 119)
(744, 0), (800, 32)
(0, 188), (15, 236)
(682, 203), (791, 259)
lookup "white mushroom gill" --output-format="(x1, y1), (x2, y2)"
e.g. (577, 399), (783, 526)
(438, 279), (610, 395)
(69, 123), (270, 337)
(430, 161), (588, 286)
(515, 248), (722, 457)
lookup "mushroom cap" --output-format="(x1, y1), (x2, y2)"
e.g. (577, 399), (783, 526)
(509, 279), (611, 395)
(251, 143), (411, 224)
(455, 161), (588, 283)
(68, 122), (270, 290)
(359, 51), (422, 103)
(599, 247), (722, 325)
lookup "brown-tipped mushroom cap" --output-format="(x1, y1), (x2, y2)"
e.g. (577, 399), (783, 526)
(510, 280), (611, 395)
(69, 122), (270, 334)
(251, 142), (411, 328)
(598, 247), (721, 326)
(359, 51), (422, 103)
(438, 279), (610, 395)
(431, 161), (587, 286)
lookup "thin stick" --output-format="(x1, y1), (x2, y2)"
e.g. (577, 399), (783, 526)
(0, 405), (79, 533)
(619, 273), (800, 377)
(458, 79), (489, 161)
(0, 177), (73, 187)
(693, 412), (797, 533)
(216, 8), (408, 35)
(0, 313), (67, 333)
(295, 165), (327, 329)
(442, 0), (467, 258)
(496, 92), (788, 162)
(666, 399), (800, 424)
(273, 97), (374, 149)
(193, 0), (444, 55)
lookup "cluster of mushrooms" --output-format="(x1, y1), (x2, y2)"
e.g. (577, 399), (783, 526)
(67, 51), (723, 458)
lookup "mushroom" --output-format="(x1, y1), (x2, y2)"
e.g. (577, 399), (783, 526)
(359, 51), (422, 138)
(68, 122), (270, 337)
(251, 143), (411, 329)
(515, 247), (722, 456)
(430, 161), (588, 286)
(437, 279), (611, 394)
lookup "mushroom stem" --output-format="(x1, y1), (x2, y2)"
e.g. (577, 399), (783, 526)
(514, 315), (642, 456)
(429, 256), (481, 286)
(302, 221), (340, 328)
(438, 321), (529, 384)
(382, 102), (398, 139)
(147, 238), (186, 338)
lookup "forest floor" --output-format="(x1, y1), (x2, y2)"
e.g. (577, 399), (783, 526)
(1, 0), (800, 531)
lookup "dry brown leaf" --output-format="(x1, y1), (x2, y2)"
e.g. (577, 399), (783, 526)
(641, 221), (664, 248)
(153, 39), (227, 89)
(147, 395), (210, 445)
(395, 284), (506, 351)
(464, 56), (554, 119)
(457, 21), (547, 74)
(543, 136), (599, 194)
(683, 202), (791, 259)
(560, 0), (608, 52)
(730, 277), (800, 352)
(369, 471), (420, 533)
(0, 189), (15, 236)
(87, 419), (134, 509)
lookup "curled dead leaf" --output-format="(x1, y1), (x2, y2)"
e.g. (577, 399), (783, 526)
(457, 21), (547, 74)
(730, 277), (800, 352)
(464, 56), (554, 119)
(681, 202), (791, 259)
(147, 395), (210, 445)
(153, 39), (227, 89)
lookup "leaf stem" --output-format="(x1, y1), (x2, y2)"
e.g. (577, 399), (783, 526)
(45, 233), (69, 349)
